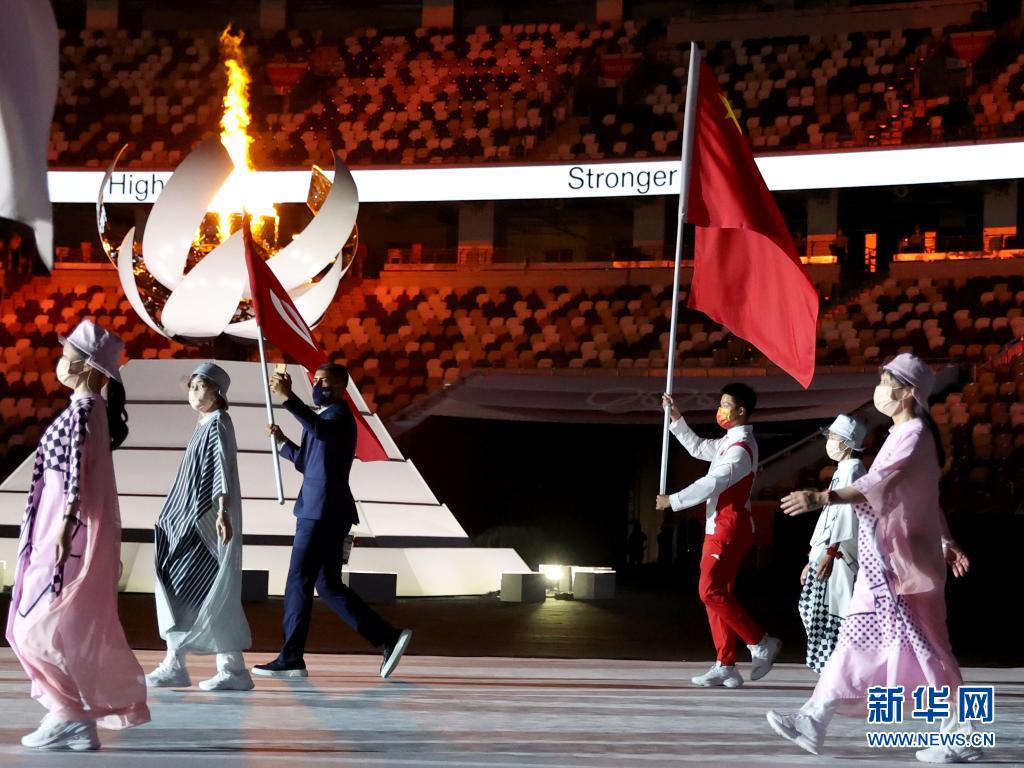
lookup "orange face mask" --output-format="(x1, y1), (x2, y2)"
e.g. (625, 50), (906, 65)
(716, 406), (737, 429)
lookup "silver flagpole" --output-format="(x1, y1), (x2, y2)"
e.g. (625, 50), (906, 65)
(256, 330), (286, 505)
(659, 41), (703, 496)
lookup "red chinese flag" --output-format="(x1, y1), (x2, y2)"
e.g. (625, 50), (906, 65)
(243, 217), (389, 461)
(686, 60), (819, 388)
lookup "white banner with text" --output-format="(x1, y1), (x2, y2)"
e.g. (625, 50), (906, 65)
(53, 140), (1024, 204)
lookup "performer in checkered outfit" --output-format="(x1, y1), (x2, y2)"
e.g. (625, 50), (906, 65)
(6, 320), (149, 751)
(797, 415), (865, 674)
(146, 363), (252, 692)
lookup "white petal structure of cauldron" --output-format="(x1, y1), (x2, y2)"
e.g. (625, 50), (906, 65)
(96, 137), (358, 341)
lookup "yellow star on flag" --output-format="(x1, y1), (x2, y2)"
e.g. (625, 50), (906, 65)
(719, 93), (742, 134)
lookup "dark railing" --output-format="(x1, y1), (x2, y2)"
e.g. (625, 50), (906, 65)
(381, 244), (679, 267)
(972, 335), (1024, 379)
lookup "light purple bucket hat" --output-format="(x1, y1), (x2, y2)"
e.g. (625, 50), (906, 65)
(64, 319), (125, 384)
(882, 353), (935, 414)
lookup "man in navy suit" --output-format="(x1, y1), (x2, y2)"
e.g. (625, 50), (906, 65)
(252, 363), (412, 679)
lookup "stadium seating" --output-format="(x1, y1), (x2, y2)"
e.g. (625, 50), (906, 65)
(0, 269), (830, 470)
(48, 22), (1024, 168)
(49, 23), (635, 168)
(818, 274), (1024, 365)
(562, 27), (1024, 160)
(932, 345), (1024, 515)
(2, 263), (1021, 516)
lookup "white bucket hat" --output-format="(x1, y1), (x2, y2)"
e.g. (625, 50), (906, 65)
(819, 413), (867, 451)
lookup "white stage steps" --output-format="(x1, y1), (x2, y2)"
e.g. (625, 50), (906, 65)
(0, 359), (527, 596)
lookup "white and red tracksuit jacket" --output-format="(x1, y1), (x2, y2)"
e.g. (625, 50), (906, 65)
(667, 418), (758, 537)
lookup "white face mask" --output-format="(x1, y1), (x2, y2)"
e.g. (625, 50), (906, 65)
(873, 384), (903, 416)
(188, 379), (218, 413)
(825, 438), (849, 461)
(56, 355), (88, 389)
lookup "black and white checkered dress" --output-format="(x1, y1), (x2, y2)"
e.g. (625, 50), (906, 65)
(16, 394), (96, 613)
(23, 395), (93, 518)
(799, 459), (863, 673)
(799, 564), (851, 673)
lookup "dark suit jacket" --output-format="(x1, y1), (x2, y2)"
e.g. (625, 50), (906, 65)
(278, 395), (359, 526)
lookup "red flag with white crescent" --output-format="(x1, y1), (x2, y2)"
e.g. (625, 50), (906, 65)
(243, 217), (388, 461)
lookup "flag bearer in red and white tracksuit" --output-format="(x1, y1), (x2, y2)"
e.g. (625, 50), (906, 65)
(657, 383), (781, 688)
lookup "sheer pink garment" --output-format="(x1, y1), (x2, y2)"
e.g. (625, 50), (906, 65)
(811, 418), (962, 712)
(6, 393), (149, 727)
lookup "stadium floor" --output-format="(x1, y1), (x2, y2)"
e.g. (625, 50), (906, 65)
(0, 650), (1020, 766)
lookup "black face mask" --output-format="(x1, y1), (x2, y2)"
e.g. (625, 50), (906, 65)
(312, 384), (332, 408)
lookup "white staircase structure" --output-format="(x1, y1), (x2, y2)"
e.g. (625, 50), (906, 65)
(0, 360), (527, 596)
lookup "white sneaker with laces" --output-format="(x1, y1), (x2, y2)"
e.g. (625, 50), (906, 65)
(690, 662), (744, 688)
(915, 745), (984, 763)
(21, 716), (99, 751)
(198, 670), (255, 691)
(146, 656), (191, 688)
(748, 635), (782, 681)
(766, 710), (826, 755)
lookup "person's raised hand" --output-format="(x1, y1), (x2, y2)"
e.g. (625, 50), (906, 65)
(269, 371), (292, 399)
(781, 489), (827, 516)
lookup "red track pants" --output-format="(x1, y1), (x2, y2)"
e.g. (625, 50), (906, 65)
(698, 525), (763, 666)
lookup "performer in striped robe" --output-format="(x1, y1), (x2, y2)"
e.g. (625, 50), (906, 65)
(146, 363), (253, 691)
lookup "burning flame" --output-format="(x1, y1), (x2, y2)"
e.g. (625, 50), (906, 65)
(219, 30), (253, 178)
(207, 27), (277, 243)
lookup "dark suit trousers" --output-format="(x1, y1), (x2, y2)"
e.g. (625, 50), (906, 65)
(281, 517), (398, 662)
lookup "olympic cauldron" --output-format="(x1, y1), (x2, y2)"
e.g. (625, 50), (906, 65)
(96, 137), (359, 344)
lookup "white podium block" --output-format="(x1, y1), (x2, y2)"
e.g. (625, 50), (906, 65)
(500, 572), (547, 603)
(343, 570), (398, 604)
(572, 569), (616, 600)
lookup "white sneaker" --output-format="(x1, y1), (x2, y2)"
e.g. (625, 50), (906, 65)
(198, 670), (255, 691)
(766, 710), (826, 755)
(145, 657), (191, 688)
(915, 745), (984, 763)
(690, 662), (744, 688)
(748, 635), (782, 681)
(21, 715), (99, 751)
(380, 629), (413, 680)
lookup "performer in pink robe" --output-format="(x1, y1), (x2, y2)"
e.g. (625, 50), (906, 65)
(6, 320), (149, 751)
(770, 354), (979, 765)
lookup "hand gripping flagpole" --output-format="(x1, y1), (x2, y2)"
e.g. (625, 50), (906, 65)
(256, 330), (286, 505)
(659, 41), (703, 496)
(244, 213), (286, 506)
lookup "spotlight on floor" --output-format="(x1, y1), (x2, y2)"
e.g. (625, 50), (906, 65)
(539, 563), (572, 593)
